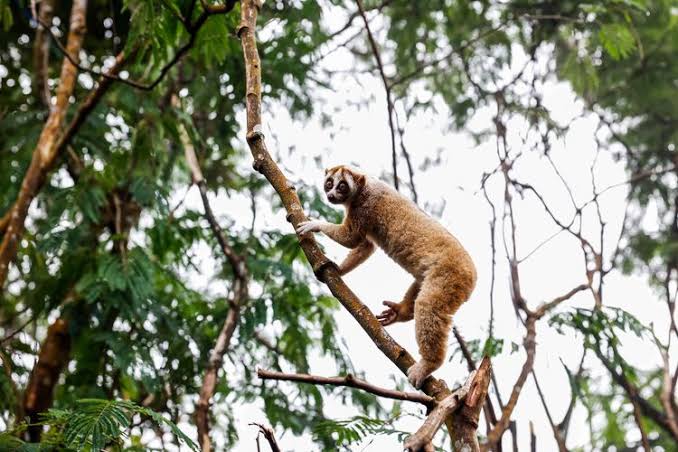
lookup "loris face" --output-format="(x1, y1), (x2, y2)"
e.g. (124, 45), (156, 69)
(324, 166), (363, 205)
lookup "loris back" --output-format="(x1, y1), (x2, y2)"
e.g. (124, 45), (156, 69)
(350, 176), (476, 283)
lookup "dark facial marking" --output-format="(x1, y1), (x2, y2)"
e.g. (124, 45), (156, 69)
(337, 181), (348, 194)
(324, 179), (333, 191)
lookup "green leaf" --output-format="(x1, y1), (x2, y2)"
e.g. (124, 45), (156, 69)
(599, 23), (636, 60)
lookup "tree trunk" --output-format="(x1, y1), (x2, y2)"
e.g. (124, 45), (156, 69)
(23, 318), (71, 441)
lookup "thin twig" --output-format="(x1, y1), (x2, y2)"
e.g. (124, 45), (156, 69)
(355, 0), (399, 191)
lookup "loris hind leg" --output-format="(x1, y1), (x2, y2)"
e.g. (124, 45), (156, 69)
(408, 274), (468, 388)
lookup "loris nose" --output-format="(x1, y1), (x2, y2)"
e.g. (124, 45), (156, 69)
(328, 194), (337, 202)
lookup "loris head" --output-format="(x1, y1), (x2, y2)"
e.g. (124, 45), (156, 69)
(323, 165), (366, 205)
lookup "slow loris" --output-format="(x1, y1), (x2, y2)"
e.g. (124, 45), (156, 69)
(297, 165), (477, 388)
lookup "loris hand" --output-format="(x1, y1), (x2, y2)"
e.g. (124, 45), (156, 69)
(296, 219), (324, 235)
(377, 301), (408, 326)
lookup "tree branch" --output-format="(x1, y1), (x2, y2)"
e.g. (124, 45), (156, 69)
(0, 211), (9, 236)
(0, 0), (89, 289)
(534, 283), (590, 319)
(481, 317), (537, 451)
(33, 0), (56, 109)
(405, 356), (492, 452)
(249, 423), (281, 452)
(257, 368), (434, 407)
(355, 0), (399, 191)
(531, 370), (568, 452)
(22, 318), (71, 441)
(178, 102), (249, 452)
(593, 343), (676, 439)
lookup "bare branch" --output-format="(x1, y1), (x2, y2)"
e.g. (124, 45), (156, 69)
(258, 368), (434, 407)
(355, 0), (399, 191)
(393, 106), (419, 203)
(249, 423), (281, 452)
(404, 372), (475, 452)
(178, 103), (249, 451)
(405, 356), (492, 452)
(453, 326), (500, 428)
(531, 370), (568, 452)
(481, 317), (537, 451)
(534, 283), (590, 318)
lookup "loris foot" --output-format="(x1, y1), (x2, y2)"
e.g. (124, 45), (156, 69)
(407, 360), (436, 389)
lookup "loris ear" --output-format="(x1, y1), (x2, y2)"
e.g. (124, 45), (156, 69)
(354, 173), (366, 190)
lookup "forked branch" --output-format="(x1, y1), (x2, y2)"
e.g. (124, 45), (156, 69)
(405, 357), (492, 452)
(250, 422), (281, 452)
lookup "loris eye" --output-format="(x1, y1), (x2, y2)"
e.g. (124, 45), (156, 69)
(324, 180), (333, 191)
(337, 181), (348, 193)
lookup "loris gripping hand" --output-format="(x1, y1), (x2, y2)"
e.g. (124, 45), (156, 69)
(296, 219), (326, 236)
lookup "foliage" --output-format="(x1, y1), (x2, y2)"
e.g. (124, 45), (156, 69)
(0, 398), (197, 451)
(313, 414), (411, 449)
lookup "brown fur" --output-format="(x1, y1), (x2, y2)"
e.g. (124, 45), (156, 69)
(297, 165), (477, 388)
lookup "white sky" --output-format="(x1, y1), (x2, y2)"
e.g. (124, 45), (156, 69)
(163, 9), (677, 451)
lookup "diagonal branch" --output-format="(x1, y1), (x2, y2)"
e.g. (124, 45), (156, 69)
(593, 343), (676, 440)
(257, 368), (434, 407)
(531, 370), (568, 452)
(0, 0), (89, 289)
(236, 3), (488, 450)
(0, 211), (9, 236)
(534, 283), (590, 319)
(0, 47), (129, 291)
(481, 316), (537, 451)
(237, 4), (496, 450)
